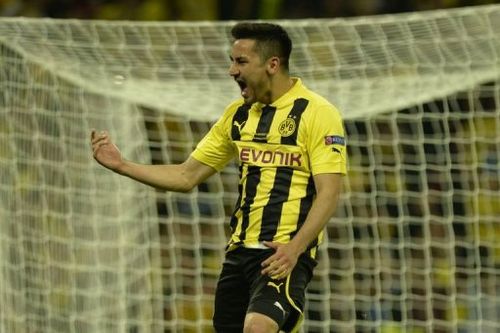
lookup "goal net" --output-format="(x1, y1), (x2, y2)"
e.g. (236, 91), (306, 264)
(1, 5), (499, 333)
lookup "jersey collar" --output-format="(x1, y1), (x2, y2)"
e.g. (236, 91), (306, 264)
(256, 77), (303, 110)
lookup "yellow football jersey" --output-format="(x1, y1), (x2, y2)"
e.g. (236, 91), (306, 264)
(191, 78), (347, 255)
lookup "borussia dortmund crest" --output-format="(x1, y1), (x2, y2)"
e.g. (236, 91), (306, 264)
(278, 118), (296, 137)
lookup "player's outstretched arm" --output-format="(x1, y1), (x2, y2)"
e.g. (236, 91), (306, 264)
(91, 130), (216, 192)
(91, 130), (125, 171)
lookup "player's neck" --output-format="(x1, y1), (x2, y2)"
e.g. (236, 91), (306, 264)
(267, 74), (294, 105)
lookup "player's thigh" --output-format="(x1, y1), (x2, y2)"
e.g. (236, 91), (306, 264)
(244, 311), (280, 333)
(213, 253), (250, 332)
(247, 252), (316, 332)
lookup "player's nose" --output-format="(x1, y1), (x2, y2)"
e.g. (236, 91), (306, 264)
(228, 62), (238, 77)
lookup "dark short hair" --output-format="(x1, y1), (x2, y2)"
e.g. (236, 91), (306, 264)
(231, 22), (292, 71)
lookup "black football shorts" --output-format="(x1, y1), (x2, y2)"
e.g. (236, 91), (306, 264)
(213, 247), (317, 332)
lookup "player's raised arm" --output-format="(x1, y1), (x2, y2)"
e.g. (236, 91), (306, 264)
(91, 130), (216, 192)
(91, 130), (124, 171)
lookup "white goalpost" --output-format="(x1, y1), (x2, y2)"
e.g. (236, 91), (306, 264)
(1, 5), (499, 333)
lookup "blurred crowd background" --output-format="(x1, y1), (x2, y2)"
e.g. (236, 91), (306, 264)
(1, 1), (498, 331)
(0, 0), (499, 21)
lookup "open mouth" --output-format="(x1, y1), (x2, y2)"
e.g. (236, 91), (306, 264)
(236, 79), (249, 98)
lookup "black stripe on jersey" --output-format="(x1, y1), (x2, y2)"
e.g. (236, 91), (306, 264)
(290, 175), (316, 240)
(253, 105), (277, 143)
(281, 98), (309, 146)
(258, 166), (294, 242)
(231, 104), (251, 141)
(239, 166), (261, 241)
(229, 165), (244, 234)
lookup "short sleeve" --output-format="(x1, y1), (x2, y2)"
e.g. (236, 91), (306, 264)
(306, 105), (347, 175)
(191, 113), (236, 171)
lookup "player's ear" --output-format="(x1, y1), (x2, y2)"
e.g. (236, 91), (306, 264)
(266, 56), (280, 74)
